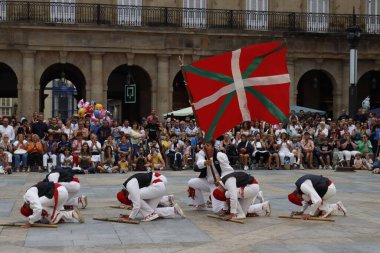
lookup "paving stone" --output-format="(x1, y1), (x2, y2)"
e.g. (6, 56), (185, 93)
(0, 200), (15, 217)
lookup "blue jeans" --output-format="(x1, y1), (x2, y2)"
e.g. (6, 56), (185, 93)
(14, 153), (28, 169)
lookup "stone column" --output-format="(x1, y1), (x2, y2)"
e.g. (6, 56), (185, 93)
(341, 62), (350, 114)
(157, 55), (171, 117)
(21, 50), (36, 118)
(90, 52), (104, 104)
(287, 57), (296, 105)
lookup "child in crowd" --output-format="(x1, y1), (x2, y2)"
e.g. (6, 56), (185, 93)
(353, 153), (365, 170)
(60, 147), (73, 169)
(118, 153), (129, 173)
(363, 153), (373, 171)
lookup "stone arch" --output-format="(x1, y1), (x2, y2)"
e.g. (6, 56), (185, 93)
(297, 69), (336, 116)
(172, 71), (190, 110)
(39, 63), (86, 119)
(357, 70), (380, 109)
(107, 64), (152, 123)
(0, 62), (18, 97)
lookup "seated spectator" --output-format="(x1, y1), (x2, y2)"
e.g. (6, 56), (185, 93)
(87, 134), (102, 166)
(363, 153), (373, 171)
(353, 153), (365, 170)
(26, 134), (44, 172)
(103, 135), (117, 151)
(47, 118), (62, 142)
(314, 121), (329, 138)
(116, 135), (132, 163)
(60, 147), (73, 169)
(17, 118), (32, 137)
(251, 133), (269, 168)
(77, 142), (95, 174)
(57, 133), (71, 161)
(266, 133), (280, 169)
(351, 121), (362, 144)
(0, 134), (13, 167)
(43, 133), (57, 171)
(0, 146), (12, 174)
(71, 133), (86, 166)
(277, 132), (295, 169)
(182, 139), (192, 169)
(250, 120), (261, 136)
(237, 134), (253, 170)
(166, 135), (184, 170)
(357, 134), (372, 155)
(148, 139), (161, 154)
(338, 133), (359, 167)
(301, 132), (316, 169)
(117, 153), (129, 173)
(147, 146), (165, 171)
(97, 145), (118, 173)
(74, 121), (89, 140)
(132, 147), (149, 171)
(318, 137), (333, 169)
(219, 134), (233, 153)
(62, 119), (74, 140)
(13, 133), (28, 172)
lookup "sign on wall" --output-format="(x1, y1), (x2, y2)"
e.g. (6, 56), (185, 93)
(125, 84), (136, 103)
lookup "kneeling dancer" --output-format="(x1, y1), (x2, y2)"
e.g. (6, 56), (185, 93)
(117, 172), (185, 222)
(44, 169), (87, 209)
(213, 171), (271, 220)
(288, 174), (347, 219)
(188, 140), (234, 213)
(20, 181), (84, 227)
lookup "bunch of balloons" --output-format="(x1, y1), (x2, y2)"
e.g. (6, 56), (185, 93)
(77, 99), (112, 124)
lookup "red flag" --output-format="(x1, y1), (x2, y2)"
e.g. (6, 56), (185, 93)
(183, 42), (289, 142)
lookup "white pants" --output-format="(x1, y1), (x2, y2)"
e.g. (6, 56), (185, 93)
(226, 184), (259, 217)
(342, 150), (359, 161)
(60, 181), (84, 208)
(138, 182), (167, 217)
(319, 183), (340, 215)
(39, 186), (69, 224)
(279, 151), (295, 165)
(43, 154), (57, 166)
(188, 177), (224, 213)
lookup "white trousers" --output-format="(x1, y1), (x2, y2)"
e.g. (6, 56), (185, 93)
(319, 183), (340, 215)
(138, 182), (167, 217)
(226, 184), (259, 217)
(279, 151), (295, 165)
(342, 150), (359, 161)
(188, 177), (224, 213)
(39, 186), (69, 224)
(60, 181), (84, 208)
(43, 154), (57, 166)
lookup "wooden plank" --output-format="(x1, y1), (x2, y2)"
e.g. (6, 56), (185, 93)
(278, 215), (335, 222)
(207, 214), (245, 224)
(0, 223), (58, 228)
(93, 217), (140, 224)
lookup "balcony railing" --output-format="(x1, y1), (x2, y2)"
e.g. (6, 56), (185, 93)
(0, 1), (379, 34)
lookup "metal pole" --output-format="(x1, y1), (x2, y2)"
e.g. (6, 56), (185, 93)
(349, 48), (357, 118)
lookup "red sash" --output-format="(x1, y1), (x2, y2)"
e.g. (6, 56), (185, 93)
(152, 179), (162, 184)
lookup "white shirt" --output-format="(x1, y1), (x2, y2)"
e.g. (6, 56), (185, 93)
(196, 150), (234, 184)
(23, 187), (43, 224)
(120, 126), (132, 135)
(0, 125), (15, 141)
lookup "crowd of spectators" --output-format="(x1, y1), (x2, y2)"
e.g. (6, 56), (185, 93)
(0, 107), (380, 175)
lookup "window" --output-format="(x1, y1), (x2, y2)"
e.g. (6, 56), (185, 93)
(307, 0), (329, 32)
(1, 108), (11, 116)
(50, 0), (76, 23)
(118, 0), (142, 26)
(183, 0), (207, 28)
(0, 0), (6, 21)
(246, 0), (268, 30)
(367, 0), (380, 33)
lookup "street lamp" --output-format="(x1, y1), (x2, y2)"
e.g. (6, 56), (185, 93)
(346, 9), (361, 118)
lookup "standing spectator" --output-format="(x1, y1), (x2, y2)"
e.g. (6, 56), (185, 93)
(96, 120), (111, 145)
(17, 118), (32, 137)
(0, 117), (15, 141)
(301, 132), (316, 169)
(13, 133), (28, 172)
(31, 114), (48, 140)
(146, 116), (160, 142)
(146, 109), (159, 123)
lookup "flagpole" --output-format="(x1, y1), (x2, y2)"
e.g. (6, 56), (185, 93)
(179, 56), (218, 184)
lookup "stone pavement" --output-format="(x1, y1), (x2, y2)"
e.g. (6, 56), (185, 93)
(1, 170), (380, 253)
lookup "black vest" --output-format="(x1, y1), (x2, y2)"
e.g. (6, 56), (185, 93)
(32, 182), (55, 199)
(295, 174), (329, 198)
(199, 151), (222, 178)
(222, 172), (254, 187)
(45, 169), (74, 183)
(123, 172), (153, 189)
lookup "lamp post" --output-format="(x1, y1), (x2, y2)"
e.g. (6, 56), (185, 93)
(346, 9), (361, 118)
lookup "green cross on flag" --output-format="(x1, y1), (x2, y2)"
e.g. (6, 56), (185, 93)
(183, 42), (290, 142)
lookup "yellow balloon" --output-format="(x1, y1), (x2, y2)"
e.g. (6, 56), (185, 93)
(95, 104), (103, 110)
(78, 108), (86, 117)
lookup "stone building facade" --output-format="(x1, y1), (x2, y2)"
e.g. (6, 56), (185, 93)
(0, 0), (379, 121)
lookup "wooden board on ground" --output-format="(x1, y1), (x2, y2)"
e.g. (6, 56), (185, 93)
(109, 205), (132, 210)
(0, 223), (58, 228)
(335, 167), (356, 172)
(207, 214), (245, 224)
(278, 215), (335, 222)
(93, 217), (140, 224)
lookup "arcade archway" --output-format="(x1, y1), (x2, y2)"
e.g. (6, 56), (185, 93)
(357, 70), (380, 109)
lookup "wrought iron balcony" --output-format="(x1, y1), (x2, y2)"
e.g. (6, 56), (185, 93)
(0, 1), (379, 35)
